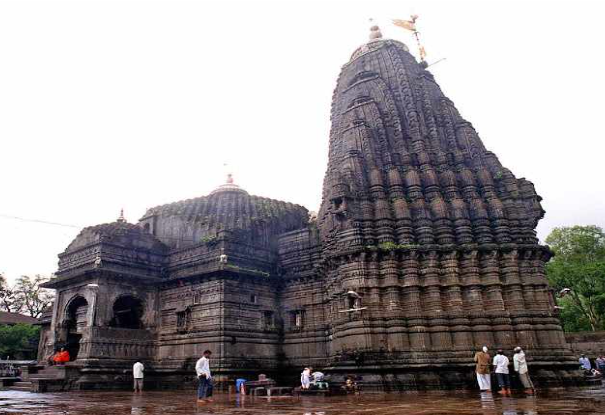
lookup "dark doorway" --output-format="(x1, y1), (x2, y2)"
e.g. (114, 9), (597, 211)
(110, 296), (144, 329)
(64, 296), (88, 360)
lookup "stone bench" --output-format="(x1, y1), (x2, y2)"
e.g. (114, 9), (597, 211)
(267, 386), (293, 396)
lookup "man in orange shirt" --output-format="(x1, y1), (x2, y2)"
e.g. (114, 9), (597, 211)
(52, 347), (70, 365)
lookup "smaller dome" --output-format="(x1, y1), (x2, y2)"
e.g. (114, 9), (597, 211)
(64, 219), (166, 254)
(210, 173), (248, 196)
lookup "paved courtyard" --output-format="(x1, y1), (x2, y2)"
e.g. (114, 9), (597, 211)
(1, 387), (605, 415)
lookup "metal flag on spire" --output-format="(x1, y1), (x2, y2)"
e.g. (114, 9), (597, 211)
(393, 14), (427, 62)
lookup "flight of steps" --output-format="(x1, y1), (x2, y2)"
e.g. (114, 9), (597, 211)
(8, 381), (33, 391)
(7, 366), (66, 392)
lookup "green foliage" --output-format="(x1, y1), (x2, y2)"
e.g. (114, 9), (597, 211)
(378, 242), (398, 251)
(546, 225), (605, 262)
(0, 324), (40, 359)
(199, 235), (218, 246)
(225, 264), (270, 277)
(0, 274), (54, 317)
(366, 243), (420, 252)
(15, 275), (54, 318)
(557, 297), (593, 332)
(546, 225), (605, 332)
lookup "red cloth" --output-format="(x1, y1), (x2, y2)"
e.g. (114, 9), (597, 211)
(53, 351), (70, 363)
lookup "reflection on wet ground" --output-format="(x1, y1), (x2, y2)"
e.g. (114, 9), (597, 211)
(1, 388), (605, 415)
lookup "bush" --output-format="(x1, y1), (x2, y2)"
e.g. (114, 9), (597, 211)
(0, 324), (40, 359)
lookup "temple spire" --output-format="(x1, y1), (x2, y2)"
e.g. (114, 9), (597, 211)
(210, 172), (247, 195)
(117, 208), (126, 223)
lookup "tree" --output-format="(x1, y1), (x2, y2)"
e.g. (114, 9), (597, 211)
(546, 225), (605, 332)
(0, 274), (54, 318)
(0, 273), (22, 314)
(13, 275), (54, 318)
(0, 323), (40, 359)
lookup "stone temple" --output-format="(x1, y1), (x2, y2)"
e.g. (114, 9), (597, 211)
(39, 27), (580, 390)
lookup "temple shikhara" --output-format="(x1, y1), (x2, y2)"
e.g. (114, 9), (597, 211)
(38, 26), (579, 390)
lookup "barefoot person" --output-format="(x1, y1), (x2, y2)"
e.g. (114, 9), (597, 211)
(195, 350), (213, 404)
(513, 347), (534, 394)
(493, 349), (511, 396)
(474, 346), (491, 392)
(133, 360), (144, 393)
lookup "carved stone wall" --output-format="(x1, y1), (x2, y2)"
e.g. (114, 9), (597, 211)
(565, 332), (605, 357)
(40, 34), (579, 390)
(313, 37), (575, 382)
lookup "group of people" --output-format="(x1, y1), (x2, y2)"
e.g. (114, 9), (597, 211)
(135, 346), (602, 400)
(300, 367), (326, 389)
(579, 353), (605, 377)
(128, 349), (213, 404)
(474, 346), (534, 395)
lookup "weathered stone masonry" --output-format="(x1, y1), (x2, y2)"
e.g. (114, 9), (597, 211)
(40, 30), (580, 390)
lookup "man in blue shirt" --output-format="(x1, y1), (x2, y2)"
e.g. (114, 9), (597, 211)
(579, 354), (592, 371)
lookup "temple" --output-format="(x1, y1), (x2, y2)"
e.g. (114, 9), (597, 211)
(38, 26), (580, 390)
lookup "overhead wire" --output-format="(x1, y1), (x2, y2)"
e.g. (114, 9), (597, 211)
(0, 213), (206, 243)
(0, 214), (81, 229)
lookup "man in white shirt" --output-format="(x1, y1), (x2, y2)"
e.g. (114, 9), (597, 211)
(513, 347), (534, 394)
(133, 361), (144, 393)
(300, 367), (311, 390)
(492, 349), (511, 395)
(195, 350), (213, 403)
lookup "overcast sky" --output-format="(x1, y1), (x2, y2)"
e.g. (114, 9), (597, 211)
(1, 0), (604, 283)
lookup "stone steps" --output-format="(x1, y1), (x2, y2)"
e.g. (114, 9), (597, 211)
(8, 381), (33, 391)
(28, 366), (65, 380)
(29, 375), (60, 380)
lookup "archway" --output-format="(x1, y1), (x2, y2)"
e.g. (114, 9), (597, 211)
(110, 296), (144, 329)
(63, 296), (88, 360)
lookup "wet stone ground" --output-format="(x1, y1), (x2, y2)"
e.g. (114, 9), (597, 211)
(2, 388), (605, 415)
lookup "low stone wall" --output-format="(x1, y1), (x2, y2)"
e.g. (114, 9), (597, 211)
(566, 331), (605, 357)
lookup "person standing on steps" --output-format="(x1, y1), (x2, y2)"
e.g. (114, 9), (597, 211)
(513, 347), (534, 395)
(493, 349), (511, 396)
(474, 346), (492, 392)
(195, 350), (213, 404)
(133, 360), (144, 393)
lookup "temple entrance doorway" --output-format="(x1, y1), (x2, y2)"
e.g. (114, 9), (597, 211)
(64, 296), (88, 361)
(110, 296), (144, 329)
